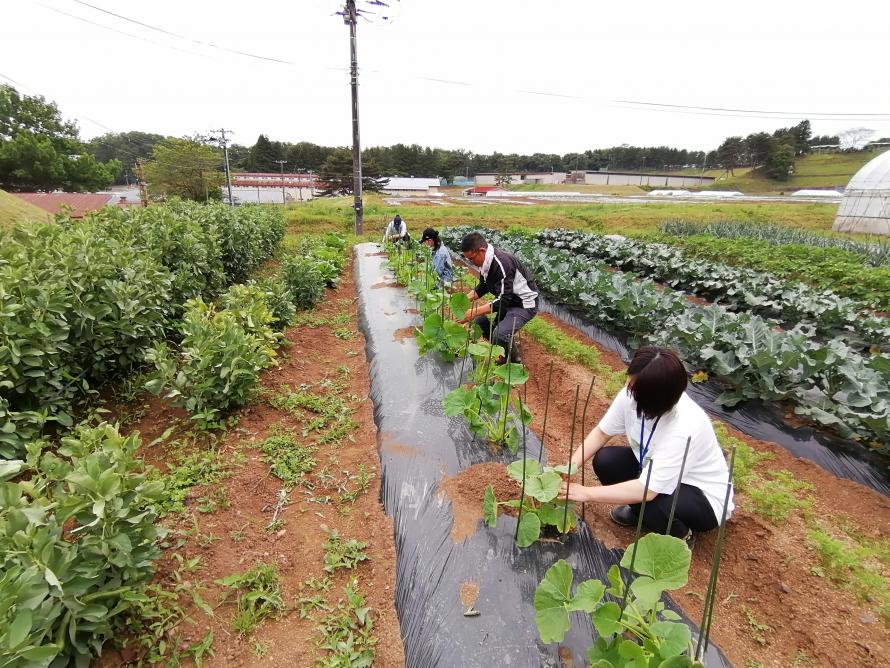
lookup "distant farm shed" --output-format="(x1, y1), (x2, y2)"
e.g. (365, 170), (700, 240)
(381, 177), (442, 196)
(833, 150), (890, 236)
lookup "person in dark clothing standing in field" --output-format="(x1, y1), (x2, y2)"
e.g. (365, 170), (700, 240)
(456, 231), (539, 361)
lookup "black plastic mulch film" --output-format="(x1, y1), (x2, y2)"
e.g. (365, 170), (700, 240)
(354, 244), (731, 668)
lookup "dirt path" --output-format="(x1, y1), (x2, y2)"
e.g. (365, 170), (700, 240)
(106, 257), (404, 667)
(518, 313), (889, 667)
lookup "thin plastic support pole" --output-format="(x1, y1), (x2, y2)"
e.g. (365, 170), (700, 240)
(562, 384), (580, 533)
(538, 360), (554, 464)
(619, 459), (654, 617)
(696, 445), (736, 662)
(475, 318), (499, 418)
(579, 376), (595, 522)
(515, 387), (529, 542)
(666, 436), (693, 536)
(456, 326), (473, 387)
(499, 320), (518, 440)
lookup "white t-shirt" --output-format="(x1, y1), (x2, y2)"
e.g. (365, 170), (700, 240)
(597, 386), (734, 521)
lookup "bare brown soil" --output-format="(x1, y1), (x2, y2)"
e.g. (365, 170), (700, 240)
(437, 462), (516, 543)
(107, 258), (404, 667)
(518, 313), (890, 667)
(393, 326), (416, 342)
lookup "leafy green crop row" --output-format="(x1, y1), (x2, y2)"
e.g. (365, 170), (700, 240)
(0, 202), (286, 458)
(146, 234), (348, 428)
(659, 234), (890, 313)
(441, 227), (890, 449)
(536, 228), (889, 348)
(659, 219), (890, 267)
(0, 422), (165, 667)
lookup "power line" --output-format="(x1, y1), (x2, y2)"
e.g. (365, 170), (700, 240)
(614, 99), (890, 119)
(36, 2), (890, 121)
(64, 0), (346, 71)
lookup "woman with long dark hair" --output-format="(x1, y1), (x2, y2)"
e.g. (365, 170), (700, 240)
(560, 346), (734, 547)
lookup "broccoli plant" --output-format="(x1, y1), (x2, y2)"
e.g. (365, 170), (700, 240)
(483, 459), (577, 547)
(534, 534), (701, 667)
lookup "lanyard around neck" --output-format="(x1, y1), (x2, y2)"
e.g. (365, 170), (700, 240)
(638, 415), (661, 471)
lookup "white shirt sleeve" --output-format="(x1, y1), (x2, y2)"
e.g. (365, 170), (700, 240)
(597, 386), (631, 436)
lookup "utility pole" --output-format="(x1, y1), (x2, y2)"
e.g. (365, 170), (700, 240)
(276, 159), (288, 205)
(135, 159), (148, 207)
(211, 129), (235, 206)
(344, 0), (363, 234)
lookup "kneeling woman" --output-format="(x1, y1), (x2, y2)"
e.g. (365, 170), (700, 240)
(561, 347), (733, 546)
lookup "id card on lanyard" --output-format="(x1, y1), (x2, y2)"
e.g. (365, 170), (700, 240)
(638, 416), (661, 471)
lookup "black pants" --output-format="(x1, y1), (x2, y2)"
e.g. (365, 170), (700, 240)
(593, 446), (718, 537)
(473, 305), (537, 357)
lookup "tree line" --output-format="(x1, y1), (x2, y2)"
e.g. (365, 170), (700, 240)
(3, 83), (887, 195)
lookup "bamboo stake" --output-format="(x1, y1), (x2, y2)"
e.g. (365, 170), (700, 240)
(515, 385), (529, 542)
(579, 376), (595, 522)
(619, 460), (654, 617)
(561, 385), (580, 533)
(666, 436), (692, 536)
(538, 360), (554, 464)
(696, 445), (736, 661)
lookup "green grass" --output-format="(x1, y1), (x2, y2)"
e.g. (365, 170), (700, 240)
(522, 318), (626, 396)
(808, 524), (890, 626)
(287, 195), (837, 238)
(705, 150), (884, 193)
(0, 189), (51, 227)
(713, 422), (774, 491)
(152, 440), (243, 515)
(746, 470), (814, 523)
(322, 529), (369, 573)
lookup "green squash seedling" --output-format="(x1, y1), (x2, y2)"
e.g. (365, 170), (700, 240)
(534, 534), (702, 667)
(483, 459), (577, 547)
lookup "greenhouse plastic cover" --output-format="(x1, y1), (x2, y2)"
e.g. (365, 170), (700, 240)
(834, 149), (890, 235)
(354, 244), (731, 668)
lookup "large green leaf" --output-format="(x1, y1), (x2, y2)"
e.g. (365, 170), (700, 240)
(533, 559), (573, 643)
(449, 292), (471, 321)
(621, 535), (691, 608)
(516, 510), (542, 548)
(482, 485), (498, 528)
(525, 471), (563, 503)
(591, 601), (623, 637)
(568, 579), (605, 613)
(650, 620), (692, 659)
(506, 458), (542, 482)
(443, 386), (476, 417)
(492, 363), (529, 386)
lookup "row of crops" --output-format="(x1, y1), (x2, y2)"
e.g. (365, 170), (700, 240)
(383, 242), (712, 666)
(1, 201), (347, 665)
(440, 228), (890, 451)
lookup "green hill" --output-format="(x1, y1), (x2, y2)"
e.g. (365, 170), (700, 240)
(0, 189), (50, 227)
(704, 149), (885, 193)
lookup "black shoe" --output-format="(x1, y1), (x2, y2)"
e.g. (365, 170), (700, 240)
(507, 342), (522, 364)
(682, 530), (696, 551)
(609, 505), (639, 527)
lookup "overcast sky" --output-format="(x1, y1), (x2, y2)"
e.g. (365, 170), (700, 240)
(3, 0), (889, 154)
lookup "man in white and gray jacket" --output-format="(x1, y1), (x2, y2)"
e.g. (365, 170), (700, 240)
(457, 231), (539, 362)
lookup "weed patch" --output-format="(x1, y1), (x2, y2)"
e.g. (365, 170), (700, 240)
(747, 470), (814, 523)
(217, 564), (285, 636)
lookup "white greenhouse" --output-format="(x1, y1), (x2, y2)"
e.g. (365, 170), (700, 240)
(833, 150), (890, 236)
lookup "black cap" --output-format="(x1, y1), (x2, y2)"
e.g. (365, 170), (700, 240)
(420, 227), (438, 242)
